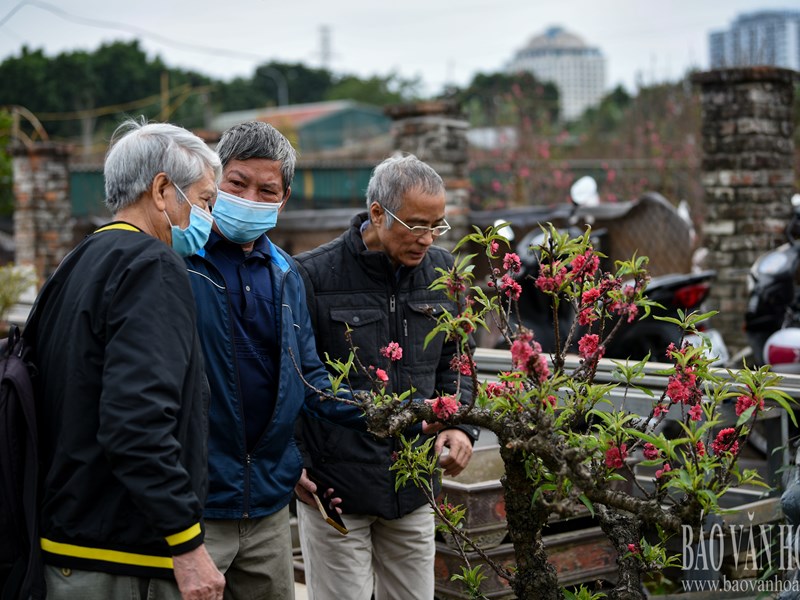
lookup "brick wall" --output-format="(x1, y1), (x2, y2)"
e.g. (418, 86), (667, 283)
(691, 67), (797, 353)
(385, 100), (471, 249)
(11, 142), (74, 282)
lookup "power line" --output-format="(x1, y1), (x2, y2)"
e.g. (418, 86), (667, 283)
(0, 0), (270, 63)
(0, 0), (289, 105)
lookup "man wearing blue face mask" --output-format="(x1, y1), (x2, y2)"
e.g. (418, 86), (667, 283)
(31, 118), (225, 600)
(184, 121), (365, 599)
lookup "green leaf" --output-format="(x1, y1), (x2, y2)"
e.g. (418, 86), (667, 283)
(578, 494), (595, 517)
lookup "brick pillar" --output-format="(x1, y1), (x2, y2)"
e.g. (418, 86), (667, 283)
(384, 100), (470, 251)
(11, 142), (74, 281)
(691, 67), (796, 353)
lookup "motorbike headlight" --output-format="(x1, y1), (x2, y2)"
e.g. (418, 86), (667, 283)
(754, 248), (790, 276)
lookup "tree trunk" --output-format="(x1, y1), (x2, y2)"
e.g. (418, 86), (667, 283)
(500, 446), (560, 599)
(596, 505), (645, 600)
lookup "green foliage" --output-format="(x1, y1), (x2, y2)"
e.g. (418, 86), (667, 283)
(0, 43), (423, 152)
(326, 72), (423, 105)
(253, 62), (333, 106)
(451, 565), (489, 600)
(0, 264), (36, 322)
(562, 585), (607, 600)
(389, 435), (438, 493)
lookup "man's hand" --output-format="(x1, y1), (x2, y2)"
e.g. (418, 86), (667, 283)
(295, 468), (343, 513)
(435, 429), (473, 477)
(172, 543), (225, 600)
(422, 420), (444, 435)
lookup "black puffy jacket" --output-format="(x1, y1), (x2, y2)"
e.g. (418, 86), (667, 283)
(294, 213), (477, 519)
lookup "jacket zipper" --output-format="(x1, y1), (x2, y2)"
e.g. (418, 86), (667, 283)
(198, 255), (253, 519)
(249, 266), (287, 452)
(243, 454), (252, 518)
(390, 287), (404, 517)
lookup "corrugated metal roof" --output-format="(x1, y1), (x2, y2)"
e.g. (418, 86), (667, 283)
(210, 100), (377, 132)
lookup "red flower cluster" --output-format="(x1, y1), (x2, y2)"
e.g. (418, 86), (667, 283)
(571, 250), (600, 281)
(581, 287), (601, 305)
(446, 276), (467, 297)
(610, 299), (639, 323)
(605, 443), (628, 469)
(380, 342), (403, 361)
(426, 395), (460, 420)
(578, 287), (601, 326)
(439, 501), (456, 514)
(711, 428), (740, 456)
(535, 262), (567, 293)
(503, 252), (522, 274)
(643, 442), (659, 460)
(485, 382), (507, 398)
(499, 274), (522, 301)
(688, 404), (703, 421)
(735, 394), (764, 417)
(450, 354), (474, 376)
(577, 333), (604, 361)
(608, 284), (640, 323)
(510, 331), (550, 382)
(666, 365), (700, 405)
(696, 440), (705, 457)
(627, 543), (640, 555)
(656, 463), (672, 479)
(484, 375), (523, 401)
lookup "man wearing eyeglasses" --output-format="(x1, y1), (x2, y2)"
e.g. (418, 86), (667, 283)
(293, 154), (478, 600)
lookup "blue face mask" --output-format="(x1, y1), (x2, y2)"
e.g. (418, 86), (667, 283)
(165, 184), (214, 257)
(212, 189), (281, 244)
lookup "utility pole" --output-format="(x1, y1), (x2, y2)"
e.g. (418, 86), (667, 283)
(320, 25), (331, 71)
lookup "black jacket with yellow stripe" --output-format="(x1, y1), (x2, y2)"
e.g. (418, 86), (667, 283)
(31, 223), (210, 579)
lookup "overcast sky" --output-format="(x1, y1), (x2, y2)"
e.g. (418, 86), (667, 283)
(1, 0), (797, 98)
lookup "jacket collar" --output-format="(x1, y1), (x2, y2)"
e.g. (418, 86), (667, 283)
(198, 231), (291, 273)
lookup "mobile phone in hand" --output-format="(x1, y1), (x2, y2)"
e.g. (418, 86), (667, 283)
(311, 490), (348, 535)
(307, 473), (348, 535)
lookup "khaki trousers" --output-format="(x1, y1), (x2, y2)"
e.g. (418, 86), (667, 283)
(205, 506), (295, 600)
(297, 502), (435, 600)
(44, 565), (182, 600)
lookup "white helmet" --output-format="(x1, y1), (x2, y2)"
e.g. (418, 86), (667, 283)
(570, 176), (600, 207)
(764, 328), (800, 374)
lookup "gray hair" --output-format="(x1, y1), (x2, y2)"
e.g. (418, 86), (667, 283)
(216, 121), (297, 195)
(104, 118), (222, 213)
(366, 154), (445, 228)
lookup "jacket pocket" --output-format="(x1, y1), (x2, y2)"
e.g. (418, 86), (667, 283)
(327, 308), (386, 364)
(329, 308), (384, 328)
(406, 300), (455, 365)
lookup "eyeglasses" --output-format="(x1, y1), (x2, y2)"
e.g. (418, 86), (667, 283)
(381, 206), (451, 238)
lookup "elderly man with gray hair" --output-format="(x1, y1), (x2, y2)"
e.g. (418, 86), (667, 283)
(31, 118), (225, 600)
(294, 153), (479, 600)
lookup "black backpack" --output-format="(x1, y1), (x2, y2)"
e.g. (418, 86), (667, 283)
(0, 321), (44, 600)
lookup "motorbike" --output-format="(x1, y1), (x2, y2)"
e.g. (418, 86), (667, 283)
(494, 178), (729, 364)
(744, 194), (800, 373)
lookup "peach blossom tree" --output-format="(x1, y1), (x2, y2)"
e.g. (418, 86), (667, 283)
(321, 224), (794, 600)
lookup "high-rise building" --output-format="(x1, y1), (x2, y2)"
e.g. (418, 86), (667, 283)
(709, 10), (800, 70)
(506, 26), (606, 121)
